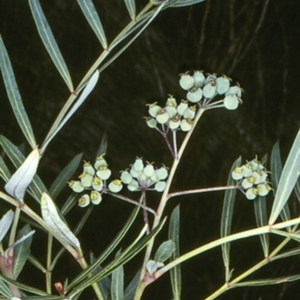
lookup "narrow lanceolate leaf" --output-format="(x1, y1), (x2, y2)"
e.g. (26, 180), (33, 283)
(221, 157), (241, 282)
(0, 36), (36, 148)
(111, 251), (124, 300)
(254, 196), (269, 257)
(77, 0), (107, 48)
(28, 0), (73, 91)
(124, 0), (136, 20)
(124, 270), (141, 300)
(269, 130), (300, 225)
(0, 210), (14, 242)
(41, 193), (80, 249)
(168, 205), (181, 300)
(41, 70), (99, 153)
(12, 224), (33, 278)
(0, 278), (12, 298)
(5, 147), (40, 202)
(0, 156), (11, 182)
(96, 132), (108, 157)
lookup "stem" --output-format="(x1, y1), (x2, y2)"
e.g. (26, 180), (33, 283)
(46, 233), (53, 294)
(168, 185), (237, 198)
(133, 108), (206, 300)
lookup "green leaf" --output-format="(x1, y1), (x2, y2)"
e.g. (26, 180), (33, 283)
(168, 205), (181, 300)
(295, 177), (300, 203)
(0, 210), (14, 242)
(124, 0), (136, 20)
(0, 135), (47, 202)
(13, 224), (33, 278)
(254, 196), (269, 257)
(154, 240), (175, 263)
(96, 132), (108, 157)
(0, 156), (11, 182)
(41, 192), (80, 249)
(0, 36), (36, 148)
(28, 0), (73, 91)
(111, 250), (124, 300)
(5, 147), (40, 202)
(0, 278), (12, 298)
(220, 156), (241, 282)
(77, 0), (107, 49)
(269, 129), (300, 224)
(49, 153), (83, 199)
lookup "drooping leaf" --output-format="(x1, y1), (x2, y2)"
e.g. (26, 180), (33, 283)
(124, 0), (136, 20)
(77, 0), (107, 48)
(220, 156), (241, 282)
(13, 224), (33, 278)
(0, 135), (47, 202)
(168, 205), (181, 300)
(41, 193), (80, 249)
(0, 36), (36, 148)
(28, 0), (73, 91)
(5, 147), (40, 202)
(0, 210), (14, 242)
(49, 153), (83, 199)
(269, 129), (300, 224)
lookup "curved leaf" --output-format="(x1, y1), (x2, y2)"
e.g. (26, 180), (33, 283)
(5, 147), (40, 202)
(0, 36), (36, 148)
(154, 240), (175, 263)
(0, 210), (14, 242)
(28, 0), (73, 91)
(269, 129), (300, 225)
(111, 251), (124, 300)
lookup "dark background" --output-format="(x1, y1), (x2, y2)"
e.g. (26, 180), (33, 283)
(0, 0), (299, 299)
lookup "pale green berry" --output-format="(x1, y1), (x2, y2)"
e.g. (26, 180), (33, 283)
(143, 164), (155, 177)
(78, 194), (90, 207)
(257, 183), (270, 196)
(145, 117), (157, 128)
(187, 88), (202, 103)
(165, 106), (177, 118)
(155, 181), (166, 192)
(216, 77), (230, 94)
(224, 95), (239, 110)
(226, 85), (243, 97)
(180, 118), (193, 131)
(92, 176), (103, 191)
(246, 188), (258, 200)
(166, 96), (177, 108)
(133, 158), (144, 172)
(128, 179), (139, 191)
(147, 102), (161, 117)
(179, 74), (194, 90)
(204, 74), (217, 85)
(79, 172), (93, 188)
(69, 180), (84, 193)
(169, 115), (181, 130)
(83, 161), (95, 175)
(203, 81), (217, 98)
(183, 106), (196, 119)
(177, 100), (189, 115)
(90, 190), (102, 205)
(109, 179), (123, 193)
(156, 109), (170, 124)
(96, 165), (112, 180)
(193, 71), (205, 87)
(232, 167), (244, 180)
(121, 170), (132, 184)
(155, 166), (168, 180)
(241, 177), (254, 189)
(94, 156), (108, 170)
